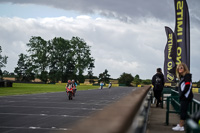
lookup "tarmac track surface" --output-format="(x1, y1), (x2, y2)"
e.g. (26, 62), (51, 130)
(0, 87), (135, 133)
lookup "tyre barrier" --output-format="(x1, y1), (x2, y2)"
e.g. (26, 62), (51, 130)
(0, 80), (13, 87)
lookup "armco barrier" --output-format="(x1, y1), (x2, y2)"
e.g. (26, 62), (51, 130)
(112, 84), (119, 87)
(79, 83), (93, 86)
(68, 86), (151, 133)
(165, 89), (200, 127)
(193, 88), (199, 93)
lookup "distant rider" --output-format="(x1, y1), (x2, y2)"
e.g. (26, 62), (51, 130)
(72, 80), (77, 96)
(100, 81), (104, 89)
(108, 82), (112, 89)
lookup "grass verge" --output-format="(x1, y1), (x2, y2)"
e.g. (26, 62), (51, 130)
(0, 83), (99, 96)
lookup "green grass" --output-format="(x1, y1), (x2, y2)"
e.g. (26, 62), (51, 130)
(0, 83), (99, 96)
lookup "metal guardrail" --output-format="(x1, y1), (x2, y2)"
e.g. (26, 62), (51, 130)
(132, 89), (152, 133)
(165, 89), (200, 132)
(67, 86), (151, 133)
(161, 87), (173, 108)
(166, 96), (180, 125)
(170, 89), (200, 114)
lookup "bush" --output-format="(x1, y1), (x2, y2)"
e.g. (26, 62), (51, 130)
(118, 72), (134, 86)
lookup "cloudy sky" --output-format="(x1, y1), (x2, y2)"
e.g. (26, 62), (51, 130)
(0, 0), (200, 81)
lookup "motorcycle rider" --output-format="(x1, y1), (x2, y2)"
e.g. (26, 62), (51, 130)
(108, 82), (112, 89)
(66, 80), (74, 100)
(72, 80), (77, 96)
(66, 80), (73, 93)
(100, 81), (104, 89)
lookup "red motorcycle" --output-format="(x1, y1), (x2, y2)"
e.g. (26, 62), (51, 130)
(66, 85), (73, 100)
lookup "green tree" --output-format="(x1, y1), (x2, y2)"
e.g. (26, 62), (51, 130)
(0, 46), (8, 79)
(23, 36), (95, 83)
(88, 62), (95, 83)
(133, 74), (142, 86)
(48, 37), (75, 82)
(70, 37), (95, 83)
(3, 70), (9, 77)
(99, 69), (110, 84)
(27, 36), (49, 82)
(141, 79), (152, 85)
(3, 71), (15, 77)
(118, 72), (134, 86)
(14, 53), (35, 82)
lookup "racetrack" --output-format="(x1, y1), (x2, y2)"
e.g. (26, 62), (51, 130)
(0, 87), (135, 133)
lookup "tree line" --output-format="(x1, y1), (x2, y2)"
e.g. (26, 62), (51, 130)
(14, 36), (94, 83)
(0, 36), (153, 85)
(0, 46), (8, 79)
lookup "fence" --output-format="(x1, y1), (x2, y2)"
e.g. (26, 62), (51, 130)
(170, 89), (200, 115)
(67, 86), (151, 133)
(165, 89), (200, 132)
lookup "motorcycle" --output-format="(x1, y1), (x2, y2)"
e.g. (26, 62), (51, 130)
(66, 85), (73, 100)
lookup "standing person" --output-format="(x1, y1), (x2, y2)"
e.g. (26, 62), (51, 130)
(152, 68), (165, 107)
(172, 63), (193, 131)
(100, 81), (104, 89)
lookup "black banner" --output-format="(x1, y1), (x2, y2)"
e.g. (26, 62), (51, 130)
(164, 27), (177, 82)
(174, 0), (190, 69)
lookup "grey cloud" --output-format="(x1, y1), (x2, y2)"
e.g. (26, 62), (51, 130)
(0, 0), (181, 22)
(0, 16), (167, 79)
(1, 0), (199, 24)
(0, 0), (200, 81)
(2, 0), (199, 25)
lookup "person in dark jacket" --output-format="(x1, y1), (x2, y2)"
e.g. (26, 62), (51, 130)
(152, 68), (165, 107)
(172, 63), (193, 131)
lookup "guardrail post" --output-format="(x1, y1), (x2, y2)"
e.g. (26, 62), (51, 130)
(166, 97), (170, 125)
(193, 102), (196, 114)
(132, 91), (152, 133)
